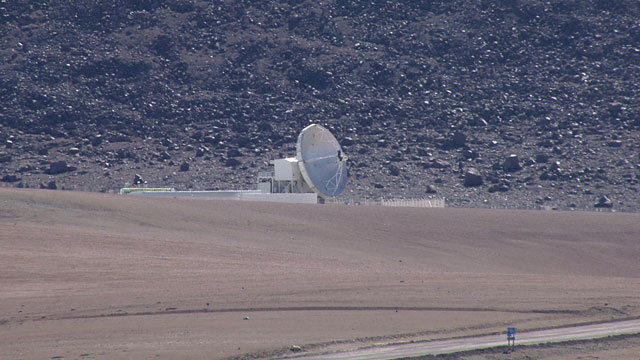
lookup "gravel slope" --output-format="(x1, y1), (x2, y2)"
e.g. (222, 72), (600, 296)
(1, 1), (639, 210)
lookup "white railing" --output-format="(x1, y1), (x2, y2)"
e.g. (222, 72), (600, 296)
(380, 198), (445, 208)
(328, 197), (445, 208)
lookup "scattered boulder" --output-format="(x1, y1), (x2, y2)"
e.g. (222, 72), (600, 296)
(425, 185), (437, 194)
(342, 136), (354, 146)
(388, 164), (400, 176)
(607, 140), (622, 147)
(116, 148), (135, 159)
(538, 139), (554, 148)
(1, 174), (20, 182)
(47, 161), (76, 175)
(68, 147), (80, 155)
(537, 153), (552, 164)
(502, 154), (521, 172)
(225, 158), (241, 167)
(539, 171), (557, 181)
(0, 153), (11, 163)
(462, 149), (477, 159)
(257, 121), (272, 132)
(40, 180), (57, 190)
(91, 135), (103, 146)
(191, 130), (203, 140)
(234, 135), (250, 147)
(463, 168), (483, 187)
(290, 345), (303, 353)
(594, 196), (613, 208)
(430, 159), (450, 169)
(389, 151), (404, 161)
(179, 161), (190, 172)
(488, 181), (510, 193)
(435, 132), (467, 150)
(451, 131), (467, 148)
(227, 148), (243, 157)
(133, 173), (144, 185)
(17, 164), (33, 173)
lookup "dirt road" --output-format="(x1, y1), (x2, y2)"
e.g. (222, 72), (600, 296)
(288, 319), (640, 359)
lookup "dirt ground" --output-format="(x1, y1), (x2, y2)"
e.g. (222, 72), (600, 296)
(1, 188), (639, 359)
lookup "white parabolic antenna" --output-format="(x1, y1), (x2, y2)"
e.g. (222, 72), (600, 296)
(296, 124), (348, 199)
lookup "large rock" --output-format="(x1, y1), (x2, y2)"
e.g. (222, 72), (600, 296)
(225, 158), (241, 167)
(503, 154), (521, 172)
(594, 196), (613, 208)
(47, 161), (76, 175)
(451, 131), (467, 148)
(227, 148), (243, 157)
(535, 153), (550, 163)
(234, 135), (250, 147)
(40, 180), (58, 190)
(435, 132), (467, 150)
(203, 135), (217, 144)
(430, 159), (450, 169)
(488, 180), (511, 193)
(133, 174), (144, 185)
(1, 174), (20, 182)
(91, 135), (103, 146)
(463, 168), (483, 187)
(0, 152), (10, 163)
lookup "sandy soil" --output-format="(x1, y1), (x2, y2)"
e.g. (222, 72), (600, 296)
(1, 188), (639, 359)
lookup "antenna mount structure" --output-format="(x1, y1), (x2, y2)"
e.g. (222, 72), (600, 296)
(258, 124), (348, 201)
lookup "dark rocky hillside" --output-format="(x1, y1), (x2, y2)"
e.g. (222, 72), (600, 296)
(1, 1), (639, 211)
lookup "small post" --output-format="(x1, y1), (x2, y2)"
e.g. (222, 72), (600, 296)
(507, 327), (516, 351)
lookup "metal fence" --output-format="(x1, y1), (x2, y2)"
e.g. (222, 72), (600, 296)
(380, 198), (445, 208)
(328, 197), (445, 208)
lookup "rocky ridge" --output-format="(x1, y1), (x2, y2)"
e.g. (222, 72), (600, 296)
(1, 1), (639, 211)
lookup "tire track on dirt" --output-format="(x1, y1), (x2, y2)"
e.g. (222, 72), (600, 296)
(24, 305), (585, 322)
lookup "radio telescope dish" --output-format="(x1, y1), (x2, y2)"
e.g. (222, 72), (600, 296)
(296, 124), (348, 199)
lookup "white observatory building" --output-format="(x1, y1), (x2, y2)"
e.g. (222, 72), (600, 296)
(122, 124), (348, 204)
(258, 124), (348, 202)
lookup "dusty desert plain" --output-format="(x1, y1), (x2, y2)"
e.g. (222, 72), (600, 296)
(1, 188), (639, 360)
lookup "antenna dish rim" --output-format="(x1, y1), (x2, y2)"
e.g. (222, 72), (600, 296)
(296, 124), (348, 199)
